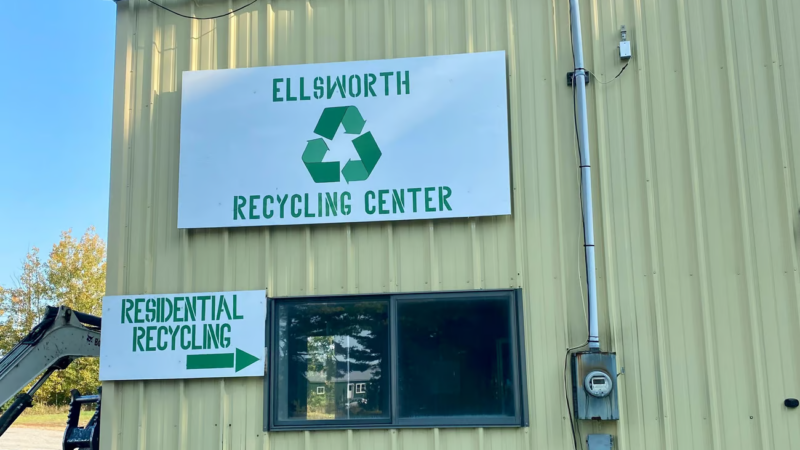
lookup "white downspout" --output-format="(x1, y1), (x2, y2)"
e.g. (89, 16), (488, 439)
(569, 0), (600, 352)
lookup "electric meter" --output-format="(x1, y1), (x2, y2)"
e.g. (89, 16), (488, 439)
(584, 371), (613, 398)
(571, 352), (619, 420)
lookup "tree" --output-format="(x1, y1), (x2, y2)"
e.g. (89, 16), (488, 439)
(0, 249), (49, 353)
(0, 228), (105, 405)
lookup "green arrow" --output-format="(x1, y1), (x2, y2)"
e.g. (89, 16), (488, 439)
(303, 138), (340, 182)
(302, 139), (329, 163)
(352, 132), (381, 173)
(341, 132), (382, 183)
(186, 348), (260, 372)
(305, 162), (340, 183)
(186, 352), (234, 370)
(341, 159), (369, 183)
(313, 106), (348, 140)
(313, 106), (365, 140)
(235, 348), (260, 372)
(341, 107), (365, 134)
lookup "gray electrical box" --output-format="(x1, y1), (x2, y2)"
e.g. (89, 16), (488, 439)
(587, 434), (613, 450)
(572, 352), (619, 420)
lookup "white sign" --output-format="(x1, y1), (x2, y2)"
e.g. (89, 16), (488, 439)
(100, 290), (265, 381)
(178, 51), (511, 228)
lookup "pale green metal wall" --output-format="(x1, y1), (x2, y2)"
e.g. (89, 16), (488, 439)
(101, 0), (800, 448)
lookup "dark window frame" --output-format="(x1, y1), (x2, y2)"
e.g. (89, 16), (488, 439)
(264, 289), (528, 431)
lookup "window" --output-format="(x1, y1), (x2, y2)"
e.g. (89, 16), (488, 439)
(273, 299), (389, 424)
(397, 295), (517, 421)
(267, 290), (527, 430)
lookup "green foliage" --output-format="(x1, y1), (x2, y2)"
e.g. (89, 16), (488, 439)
(0, 228), (105, 405)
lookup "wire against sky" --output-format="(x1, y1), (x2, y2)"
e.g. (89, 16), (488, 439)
(146, 0), (257, 20)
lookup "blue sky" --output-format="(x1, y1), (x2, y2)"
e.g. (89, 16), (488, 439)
(0, 1), (117, 286)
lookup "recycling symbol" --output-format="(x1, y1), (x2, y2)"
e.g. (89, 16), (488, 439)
(302, 106), (382, 183)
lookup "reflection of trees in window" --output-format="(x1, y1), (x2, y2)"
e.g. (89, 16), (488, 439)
(277, 300), (389, 421)
(306, 335), (335, 373)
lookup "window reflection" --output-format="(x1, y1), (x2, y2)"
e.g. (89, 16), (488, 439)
(276, 300), (389, 422)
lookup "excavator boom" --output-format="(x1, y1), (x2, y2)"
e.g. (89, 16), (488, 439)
(0, 306), (101, 438)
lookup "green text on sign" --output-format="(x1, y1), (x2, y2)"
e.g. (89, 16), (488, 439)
(233, 186), (452, 221)
(272, 71), (410, 102)
(121, 294), (247, 353)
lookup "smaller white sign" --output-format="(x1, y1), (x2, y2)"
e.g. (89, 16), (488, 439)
(100, 290), (265, 381)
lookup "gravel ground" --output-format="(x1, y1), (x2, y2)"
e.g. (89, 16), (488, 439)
(0, 428), (63, 450)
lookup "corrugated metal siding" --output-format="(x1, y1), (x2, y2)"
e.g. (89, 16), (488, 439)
(100, 0), (800, 448)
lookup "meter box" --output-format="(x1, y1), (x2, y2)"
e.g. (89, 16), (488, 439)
(572, 352), (619, 420)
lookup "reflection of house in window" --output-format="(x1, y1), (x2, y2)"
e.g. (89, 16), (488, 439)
(307, 371), (373, 402)
(303, 335), (380, 420)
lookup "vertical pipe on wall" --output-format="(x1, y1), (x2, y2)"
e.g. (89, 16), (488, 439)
(569, 0), (600, 351)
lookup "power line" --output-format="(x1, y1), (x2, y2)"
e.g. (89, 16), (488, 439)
(146, 0), (258, 20)
(588, 60), (631, 85)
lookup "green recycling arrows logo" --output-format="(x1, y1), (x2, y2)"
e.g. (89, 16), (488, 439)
(302, 106), (382, 183)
